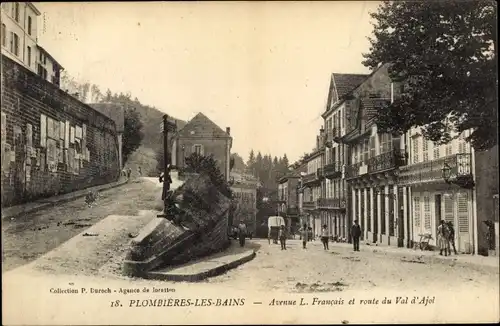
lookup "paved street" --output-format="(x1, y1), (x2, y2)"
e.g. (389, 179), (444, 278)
(1, 177), (164, 273)
(207, 239), (499, 293)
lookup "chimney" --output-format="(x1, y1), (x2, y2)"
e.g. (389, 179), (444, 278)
(226, 127), (231, 135)
(316, 135), (320, 150)
(319, 127), (325, 146)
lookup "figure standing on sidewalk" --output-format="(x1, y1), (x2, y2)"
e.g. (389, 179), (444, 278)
(446, 221), (458, 255)
(321, 224), (329, 250)
(438, 220), (450, 256)
(279, 225), (287, 250)
(301, 224), (308, 249)
(126, 168), (132, 180)
(350, 220), (362, 252)
(137, 166), (142, 176)
(238, 220), (247, 247)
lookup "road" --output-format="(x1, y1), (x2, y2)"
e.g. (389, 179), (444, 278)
(1, 178), (165, 272)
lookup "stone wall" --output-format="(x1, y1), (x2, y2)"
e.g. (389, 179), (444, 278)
(1, 55), (120, 207)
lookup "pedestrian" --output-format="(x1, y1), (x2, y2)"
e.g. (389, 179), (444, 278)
(137, 166), (142, 176)
(321, 224), (330, 250)
(238, 220), (247, 247)
(301, 223), (308, 249)
(127, 168), (132, 180)
(446, 221), (458, 255)
(279, 225), (287, 250)
(437, 220), (450, 256)
(350, 219), (362, 252)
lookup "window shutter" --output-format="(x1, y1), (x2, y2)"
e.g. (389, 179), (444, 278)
(457, 193), (469, 233)
(413, 197), (421, 228)
(200, 145), (204, 156)
(444, 195), (454, 223)
(423, 196), (431, 231)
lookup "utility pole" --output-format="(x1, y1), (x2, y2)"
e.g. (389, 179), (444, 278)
(158, 114), (177, 217)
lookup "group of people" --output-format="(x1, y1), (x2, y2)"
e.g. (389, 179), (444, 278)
(122, 166), (142, 180)
(297, 220), (363, 252)
(437, 220), (458, 256)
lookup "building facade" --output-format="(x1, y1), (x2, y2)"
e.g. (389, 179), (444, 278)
(277, 173), (301, 235)
(320, 73), (368, 241)
(1, 2), (63, 86)
(171, 112), (232, 182)
(230, 171), (259, 234)
(399, 127), (477, 253)
(301, 132), (326, 238)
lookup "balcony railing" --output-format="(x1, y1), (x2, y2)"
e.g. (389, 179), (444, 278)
(399, 153), (473, 186)
(317, 197), (346, 209)
(345, 162), (362, 179)
(323, 162), (342, 179)
(367, 149), (407, 174)
(302, 201), (317, 210)
(302, 169), (323, 186)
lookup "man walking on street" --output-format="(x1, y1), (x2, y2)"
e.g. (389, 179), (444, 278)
(238, 220), (247, 247)
(321, 224), (329, 250)
(351, 219), (362, 252)
(301, 223), (308, 249)
(279, 225), (287, 250)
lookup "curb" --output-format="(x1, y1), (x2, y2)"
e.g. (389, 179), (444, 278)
(145, 250), (256, 282)
(2, 179), (129, 220)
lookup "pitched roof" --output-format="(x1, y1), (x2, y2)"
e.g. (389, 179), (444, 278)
(332, 73), (369, 100)
(175, 112), (231, 139)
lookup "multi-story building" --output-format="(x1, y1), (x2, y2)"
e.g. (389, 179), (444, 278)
(340, 64), (408, 247)
(1, 2), (63, 85)
(321, 73), (368, 241)
(277, 172), (301, 235)
(399, 126), (477, 253)
(230, 171), (259, 235)
(301, 129), (326, 238)
(170, 112), (232, 182)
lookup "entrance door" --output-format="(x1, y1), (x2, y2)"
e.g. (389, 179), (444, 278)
(456, 192), (471, 253)
(435, 194), (442, 226)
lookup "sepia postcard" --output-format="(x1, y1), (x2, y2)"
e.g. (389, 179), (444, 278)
(1, 1), (499, 325)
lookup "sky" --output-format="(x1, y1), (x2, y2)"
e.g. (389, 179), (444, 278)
(37, 1), (380, 163)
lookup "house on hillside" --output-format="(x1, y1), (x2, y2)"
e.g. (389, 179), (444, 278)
(170, 112), (232, 181)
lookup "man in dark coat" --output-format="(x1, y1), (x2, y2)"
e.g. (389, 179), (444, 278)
(350, 219), (362, 252)
(160, 165), (173, 202)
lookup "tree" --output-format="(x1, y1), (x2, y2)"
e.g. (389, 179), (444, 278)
(122, 107), (144, 164)
(184, 153), (233, 198)
(363, 1), (497, 151)
(230, 153), (246, 172)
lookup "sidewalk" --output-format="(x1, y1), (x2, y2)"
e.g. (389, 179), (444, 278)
(308, 240), (499, 270)
(1, 178), (129, 220)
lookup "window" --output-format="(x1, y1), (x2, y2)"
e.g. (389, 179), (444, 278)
(37, 64), (48, 80)
(379, 133), (393, 154)
(193, 144), (204, 156)
(369, 136), (376, 159)
(445, 142), (452, 156)
(10, 32), (19, 56)
(422, 139), (429, 162)
(13, 2), (20, 22)
(26, 46), (31, 67)
(413, 197), (421, 228)
(458, 134), (467, 153)
(28, 16), (32, 35)
(1, 24), (5, 47)
(363, 138), (369, 163)
(433, 142), (440, 160)
(412, 136), (420, 164)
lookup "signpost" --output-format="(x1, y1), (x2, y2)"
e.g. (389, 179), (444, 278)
(158, 114), (177, 217)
